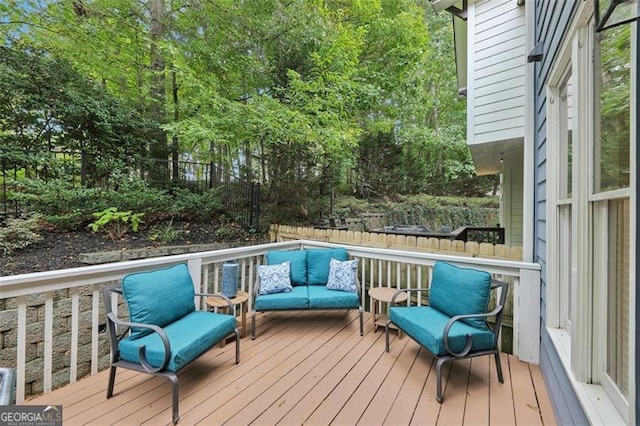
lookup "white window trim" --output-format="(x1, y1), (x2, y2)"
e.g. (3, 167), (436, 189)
(544, 1), (633, 424)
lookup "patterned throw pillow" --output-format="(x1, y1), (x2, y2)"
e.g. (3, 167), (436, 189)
(258, 262), (293, 295)
(326, 258), (358, 293)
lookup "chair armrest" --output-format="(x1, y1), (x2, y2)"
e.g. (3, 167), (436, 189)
(106, 312), (171, 373)
(390, 288), (429, 304)
(442, 304), (505, 358)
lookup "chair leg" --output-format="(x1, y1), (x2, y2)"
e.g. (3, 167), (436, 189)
(385, 321), (391, 352)
(359, 307), (364, 336)
(235, 329), (241, 364)
(167, 373), (180, 424)
(435, 357), (449, 403)
(251, 311), (256, 340)
(494, 351), (504, 383)
(106, 365), (117, 398)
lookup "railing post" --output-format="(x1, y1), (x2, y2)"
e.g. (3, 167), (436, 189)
(513, 268), (541, 364)
(80, 150), (87, 187)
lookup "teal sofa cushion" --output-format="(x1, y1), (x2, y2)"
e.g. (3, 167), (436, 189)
(307, 248), (349, 285)
(254, 286), (309, 311)
(429, 261), (491, 329)
(308, 286), (360, 309)
(266, 250), (308, 286)
(122, 263), (195, 340)
(389, 306), (495, 356)
(118, 311), (236, 371)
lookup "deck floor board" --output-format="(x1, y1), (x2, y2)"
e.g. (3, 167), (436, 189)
(25, 311), (557, 425)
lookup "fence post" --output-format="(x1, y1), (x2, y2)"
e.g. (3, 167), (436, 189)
(80, 150), (87, 187)
(251, 182), (260, 231)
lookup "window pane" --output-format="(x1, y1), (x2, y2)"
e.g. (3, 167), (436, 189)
(606, 198), (629, 397)
(595, 25), (631, 192)
(560, 74), (573, 198)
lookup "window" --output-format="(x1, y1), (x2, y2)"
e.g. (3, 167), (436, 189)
(592, 23), (632, 414)
(546, 3), (634, 422)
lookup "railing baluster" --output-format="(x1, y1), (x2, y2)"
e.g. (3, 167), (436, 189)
(91, 285), (100, 375)
(44, 291), (53, 393)
(70, 287), (79, 383)
(16, 295), (27, 403)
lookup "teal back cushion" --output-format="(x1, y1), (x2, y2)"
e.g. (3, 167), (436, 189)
(266, 250), (308, 286)
(307, 248), (349, 285)
(429, 261), (491, 329)
(122, 263), (196, 339)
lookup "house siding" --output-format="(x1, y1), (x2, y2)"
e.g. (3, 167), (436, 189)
(533, 1), (586, 425)
(469, 0), (526, 146)
(502, 157), (523, 246)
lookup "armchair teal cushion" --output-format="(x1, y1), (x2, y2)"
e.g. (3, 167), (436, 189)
(429, 261), (491, 329)
(266, 250), (308, 286)
(122, 263), (195, 340)
(307, 248), (349, 285)
(118, 311), (236, 371)
(389, 306), (495, 356)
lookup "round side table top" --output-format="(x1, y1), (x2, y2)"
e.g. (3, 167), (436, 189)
(368, 287), (408, 303)
(206, 290), (249, 308)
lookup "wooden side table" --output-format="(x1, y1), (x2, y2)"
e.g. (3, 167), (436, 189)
(206, 290), (249, 344)
(369, 287), (408, 337)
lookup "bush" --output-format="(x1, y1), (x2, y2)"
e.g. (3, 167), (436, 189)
(0, 215), (44, 254)
(89, 207), (145, 240)
(169, 188), (223, 221)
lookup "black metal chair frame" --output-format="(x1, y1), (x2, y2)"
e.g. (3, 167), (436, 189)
(385, 278), (509, 403)
(102, 285), (240, 424)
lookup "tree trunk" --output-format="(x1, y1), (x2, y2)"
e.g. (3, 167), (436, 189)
(148, 0), (169, 187)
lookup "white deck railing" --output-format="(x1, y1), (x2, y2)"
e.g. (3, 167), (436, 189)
(0, 240), (540, 403)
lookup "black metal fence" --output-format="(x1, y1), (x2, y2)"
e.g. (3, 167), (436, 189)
(0, 149), (260, 230)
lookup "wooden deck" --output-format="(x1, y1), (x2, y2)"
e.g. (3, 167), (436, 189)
(26, 310), (556, 425)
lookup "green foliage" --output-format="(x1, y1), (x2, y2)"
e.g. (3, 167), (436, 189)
(329, 194), (499, 230)
(149, 219), (183, 243)
(0, 215), (44, 254)
(3, 0), (500, 218)
(89, 207), (145, 240)
(169, 188), (223, 221)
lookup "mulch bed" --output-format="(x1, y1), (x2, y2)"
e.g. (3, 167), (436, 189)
(2, 220), (262, 277)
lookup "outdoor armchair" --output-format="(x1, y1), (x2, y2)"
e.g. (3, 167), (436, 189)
(385, 261), (509, 402)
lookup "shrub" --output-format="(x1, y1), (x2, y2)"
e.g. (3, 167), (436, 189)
(89, 207), (145, 240)
(169, 188), (223, 221)
(0, 215), (44, 254)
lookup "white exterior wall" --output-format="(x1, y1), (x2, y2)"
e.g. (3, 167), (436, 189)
(467, 0), (526, 149)
(501, 154), (524, 246)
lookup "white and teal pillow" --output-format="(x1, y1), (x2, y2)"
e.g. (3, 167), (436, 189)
(326, 258), (358, 293)
(258, 262), (293, 295)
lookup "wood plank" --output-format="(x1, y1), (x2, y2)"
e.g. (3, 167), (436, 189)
(357, 337), (422, 425)
(530, 363), (557, 425)
(138, 311), (346, 425)
(409, 351), (445, 425)
(251, 320), (380, 424)
(463, 356), (491, 424)
(331, 333), (411, 424)
(23, 311), (555, 426)
(511, 355), (545, 425)
(296, 332), (389, 424)
(490, 352), (516, 424)
(436, 359), (471, 424)
(384, 345), (433, 425)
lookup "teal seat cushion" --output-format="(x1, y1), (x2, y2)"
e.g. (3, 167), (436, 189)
(122, 263), (196, 340)
(266, 250), (308, 286)
(255, 286), (309, 311)
(118, 311), (236, 371)
(389, 306), (495, 356)
(308, 286), (360, 309)
(429, 261), (491, 329)
(307, 248), (349, 285)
